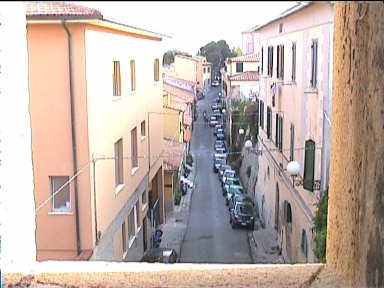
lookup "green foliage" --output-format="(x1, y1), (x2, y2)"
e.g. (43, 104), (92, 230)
(231, 46), (243, 56)
(162, 50), (192, 66)
(313, 190), (328, 263)
(198, 40), (235, 77)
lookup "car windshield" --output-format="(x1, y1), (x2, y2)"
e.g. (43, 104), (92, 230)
(237, 204), (253, 214)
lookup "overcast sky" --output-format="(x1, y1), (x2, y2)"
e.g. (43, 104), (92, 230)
(75, 1), (297, 55)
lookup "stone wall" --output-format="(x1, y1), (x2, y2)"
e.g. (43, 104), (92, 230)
(326, 3), (384, 286)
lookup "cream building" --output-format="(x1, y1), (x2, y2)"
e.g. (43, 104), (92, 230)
(252, 2), (334, 263)
(194, 55), (212, 91)
(25, 1), (169, 262)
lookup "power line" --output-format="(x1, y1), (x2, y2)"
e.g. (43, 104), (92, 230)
(35, 160), (92, 214)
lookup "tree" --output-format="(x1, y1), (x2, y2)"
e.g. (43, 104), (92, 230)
(162, 50), (192, 66)
(231, 46), (243, 57)
(198, 40), (235, 77)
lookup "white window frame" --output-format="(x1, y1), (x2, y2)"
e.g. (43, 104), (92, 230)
(50, 176), (71, 213)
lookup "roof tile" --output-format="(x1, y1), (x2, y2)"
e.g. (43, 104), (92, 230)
(229, 71), (259, 81)
(228, 53), (260, 63)
(25, 1), (103, 18)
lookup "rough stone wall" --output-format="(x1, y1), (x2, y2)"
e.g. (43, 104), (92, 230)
(326, 3), (384, 286)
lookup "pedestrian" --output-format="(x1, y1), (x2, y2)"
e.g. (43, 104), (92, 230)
(182, 181), (188, 195)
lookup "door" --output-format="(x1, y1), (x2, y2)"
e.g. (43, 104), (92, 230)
(143, 217), (148, 252)
(275, 183), (280, 230)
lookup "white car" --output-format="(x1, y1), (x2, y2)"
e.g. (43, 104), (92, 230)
(211, 80), (220, 87)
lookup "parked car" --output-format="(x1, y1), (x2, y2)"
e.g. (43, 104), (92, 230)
(216, 132), (225, 140)
(222, 177), (241, 196)
(218, 164), (232, 179)
(214, 140), (226, 149)
(229, 202), (255, 230)
(141, 248), (178, 263)
(215, 147), (226, 155)
(221, 169), (236, 184)
(225, 184), (244, 205)
(209, 116), (219, 127)
(211, 103), (220, 110)
(214, 127), (225, 136)
(229, 193), (254, 211)
(213, 157), (226, 173)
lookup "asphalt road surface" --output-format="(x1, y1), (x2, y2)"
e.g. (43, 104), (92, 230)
(180, 86), (253, 264)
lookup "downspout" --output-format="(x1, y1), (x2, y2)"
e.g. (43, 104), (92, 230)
(62, 20), (81, 256)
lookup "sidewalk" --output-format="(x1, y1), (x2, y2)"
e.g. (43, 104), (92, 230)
(158, 156), (196, 259)
(247, 225), (285, 264)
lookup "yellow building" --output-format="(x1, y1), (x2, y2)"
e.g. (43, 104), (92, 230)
(25, 1), (169, 261)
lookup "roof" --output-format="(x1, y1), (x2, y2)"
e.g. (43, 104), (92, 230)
(242, 25), (259, 34)
(229, 71), (259, 81)
(228, 53), (260, 63)
(25, 1), (103, 19)
(164, 100), (187, 112)
(252, 2), (313, 32)
(24, 2), (171, 39)
(163, 139), (185, 171)
(163, 83), (195, 104)
(164, 75), (196, 88)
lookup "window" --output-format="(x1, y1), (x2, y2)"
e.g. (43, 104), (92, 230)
(259, 100), (264, 130)
(261, 47), (264, 74)
(292, 42), (296, 82)
(267, 106), (272, 139)
(236, 62), (243, 73)
(114, 139), (124, 186)
(247, 41), (254, 54)
(154, 58), (159, 82)
(130, 60), (136, 91)
(142, 190), (147, 206)
(277, 44), (284, 80)
(135, 200), (140, 229)
(310, 39), (318, 88)
(275, 114), (283, 151)
(50, 176), (70, 212)
(267, 46), (274, 77)
(301, 229), (308, 260)
(141, 121), (146, 138)
(208, 67), (210, 73)
(112, 61), (121, 96)
(303, 139), (316, 191)
(279, 23), (283, 33)
(128, 208), (135, 240)
(203, 67), (206, 74)
(122, 221), (127, 253)
(131, 127), (138, 169)
(290, 123), (295, 161)
(285, 201), (292, 225)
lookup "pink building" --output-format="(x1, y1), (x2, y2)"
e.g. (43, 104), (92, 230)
(253, 2), (334, 263)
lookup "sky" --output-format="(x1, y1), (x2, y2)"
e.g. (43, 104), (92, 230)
(75, 1), (297, 55)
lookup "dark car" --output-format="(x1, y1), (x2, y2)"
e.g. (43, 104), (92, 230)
(214, 127), (225, 136)
(213, 157), (226, 173)
(222, 177), (241, 196)
(229, 202), (255, 230)
(216, 132), (225, 140)
(141, 248), (178, 263)
(229, 193), (254, 211)
(225, 184), (244, 205)
(214, 140), (226, 149)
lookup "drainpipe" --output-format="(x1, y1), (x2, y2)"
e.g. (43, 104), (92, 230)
(62, 20), (81, 256)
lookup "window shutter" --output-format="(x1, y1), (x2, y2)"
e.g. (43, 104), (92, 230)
(277, 45), (280, 78)
(290, 124), (295, 161)
(279, 116), (283, 152)
(261, 47), (264, 74)
(275, 114), (279, 148)
(281, 45), (284, 79)
(314, 41), (318, 87)
(303, 140), (315, 191)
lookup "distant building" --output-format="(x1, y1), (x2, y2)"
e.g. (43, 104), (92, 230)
(194, 55), (212, 91)
(25, 1), (169, 261)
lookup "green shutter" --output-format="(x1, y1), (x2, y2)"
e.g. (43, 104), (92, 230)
(303, 140), (315, 191)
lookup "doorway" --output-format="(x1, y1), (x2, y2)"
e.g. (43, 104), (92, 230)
(143, 217), (148, 252)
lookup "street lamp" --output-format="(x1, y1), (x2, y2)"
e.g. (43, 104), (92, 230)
(287, 161), (300, 187)
(239, 128), (244, 135)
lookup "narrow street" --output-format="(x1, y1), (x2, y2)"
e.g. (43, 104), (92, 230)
(179, 86), (253, 264)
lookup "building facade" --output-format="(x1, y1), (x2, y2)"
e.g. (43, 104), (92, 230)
(194, 55), (212, 91)
(26, 2), (168, 262)
(254, 2), (333, 263)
